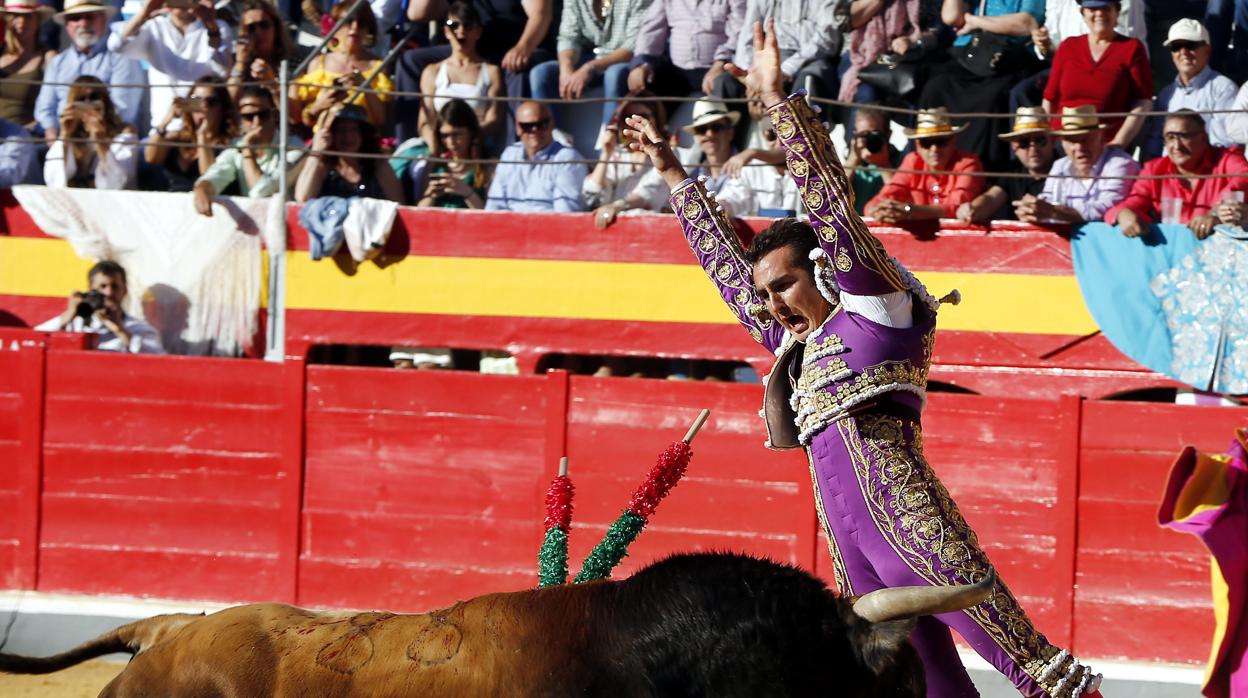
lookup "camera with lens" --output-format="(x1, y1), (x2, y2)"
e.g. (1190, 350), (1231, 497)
(75, 290), (106, 320)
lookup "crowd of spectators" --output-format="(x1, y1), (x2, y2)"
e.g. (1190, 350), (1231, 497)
(0, 0), (1247, 234)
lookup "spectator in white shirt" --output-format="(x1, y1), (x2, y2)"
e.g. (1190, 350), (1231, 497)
(44, 75), (139, 189)
(1140, 19), (1238, 160)
(35, 260), (164, 354)
(109, 0), (232, 140)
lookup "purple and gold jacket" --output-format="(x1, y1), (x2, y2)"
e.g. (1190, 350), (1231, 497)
(669, 93), (942, 448)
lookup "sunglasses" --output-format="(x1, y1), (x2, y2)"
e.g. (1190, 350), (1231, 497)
(445, 19), (474, 31)
(240, 109), (272, 122)
(916, 136), (952, 149)
(518, 119), (550, 133)
(244, 19), (274, 32)
(1015, 135), (1048, 148)
(1168, 41), (1205, 52)
(693, 121), (729, 136)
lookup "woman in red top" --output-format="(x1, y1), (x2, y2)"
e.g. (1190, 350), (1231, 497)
(866, 108), (986, 222)
(1042, 0), (1152, 148)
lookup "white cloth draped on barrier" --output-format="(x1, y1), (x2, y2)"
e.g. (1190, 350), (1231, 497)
(12, 186), (284, 357)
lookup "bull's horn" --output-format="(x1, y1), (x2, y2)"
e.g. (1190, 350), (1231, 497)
(851, 572), (996, 623)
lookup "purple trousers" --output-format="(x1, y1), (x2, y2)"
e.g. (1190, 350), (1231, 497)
(808, 411), (1095, 698)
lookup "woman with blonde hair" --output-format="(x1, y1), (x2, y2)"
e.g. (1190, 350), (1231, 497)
(227, 0), (296, 103)
(45, 76), (138, 189)
(0, 0), (56, 129)
(289, 0), (393, 128)
(145, 75), (238, 191)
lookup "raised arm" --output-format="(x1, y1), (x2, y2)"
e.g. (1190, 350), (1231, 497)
(729, 19), (906, 296)
(622, 115), (782, 350)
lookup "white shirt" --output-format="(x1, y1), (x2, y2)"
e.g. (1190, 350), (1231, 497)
(1225, 82), (1248, 146)
(44, 131), (139, 190)
(35, 312), (164, 354)
(108, 15), (232, 133)
(738, 163), (802, 216)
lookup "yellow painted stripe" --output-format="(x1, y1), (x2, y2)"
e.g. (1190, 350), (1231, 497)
(0, 237), (94, 296)
(0, 236), (1098, 336)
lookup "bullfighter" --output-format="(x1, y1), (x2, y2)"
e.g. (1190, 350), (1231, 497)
(620, 19), (1103, 698)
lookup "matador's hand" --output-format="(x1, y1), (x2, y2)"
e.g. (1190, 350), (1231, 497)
(724, 19), (785, 109)
(622, 115), (687, 189)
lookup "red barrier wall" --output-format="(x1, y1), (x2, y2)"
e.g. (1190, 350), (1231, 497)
(1, 328), (1243, 667)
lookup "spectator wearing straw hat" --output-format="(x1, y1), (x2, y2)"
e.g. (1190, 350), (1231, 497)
(0, 0), (57, 130)
(865, 107), (985, 223)
(1107, 109), (1248, 239)
(108, 0), (233, 144)
(594, 99), (752, 227)
(485, 100), (588, 212)
(1020, 104), (1138, 225)
(33, 0), (147, 139)
(957, 107), (1055, 223)
(1139, 19), (1238, 161)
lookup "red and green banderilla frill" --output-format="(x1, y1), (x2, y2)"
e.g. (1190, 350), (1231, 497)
(537, 409), (711, 586)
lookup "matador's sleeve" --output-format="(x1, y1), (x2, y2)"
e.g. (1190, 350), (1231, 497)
(767, 93), (907, 296)
(669, 177), (785, 352)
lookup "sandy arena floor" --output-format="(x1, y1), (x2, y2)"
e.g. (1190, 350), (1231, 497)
(0, 660), (124, 697)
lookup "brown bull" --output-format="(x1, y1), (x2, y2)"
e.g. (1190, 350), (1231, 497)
(0, 552), (993, 697)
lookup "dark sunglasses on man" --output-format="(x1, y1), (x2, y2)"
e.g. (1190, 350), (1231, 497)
(693, 121), (728, 136)
(240, 108), (272, 122)
(518, 118), (550, 133)
(1167, 41), (1205, 52)
(445, 19), (475, 31)
(916, 136), (952, 149)
(1014, 135), (1048, 149)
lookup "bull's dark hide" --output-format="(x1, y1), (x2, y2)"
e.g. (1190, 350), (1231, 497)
(582, 552), (925, 697)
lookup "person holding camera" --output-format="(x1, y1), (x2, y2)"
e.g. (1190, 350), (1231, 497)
(294, 104), (402, 202)
(289, 0), (393, 129)
(110, 0), (233, 137)
(44, 76), (139, 189)
(35, 260), (164, 354)
(227, 0), (295, 105)
(843, 106), (898, 215)
(144, 75), (237, 191)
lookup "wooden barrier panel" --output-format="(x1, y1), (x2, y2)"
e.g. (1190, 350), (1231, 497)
(297, 366), (555, 611)
(0, 330), (46, 589)
(1075, 401), (1248, 663)
(37, 350), (297, 602)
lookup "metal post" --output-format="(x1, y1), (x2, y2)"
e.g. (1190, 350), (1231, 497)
(265, 59), (291, 362)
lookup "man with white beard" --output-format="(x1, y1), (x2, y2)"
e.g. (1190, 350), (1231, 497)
(34, 0), (147, 140)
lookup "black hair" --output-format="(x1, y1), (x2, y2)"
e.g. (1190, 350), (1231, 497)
(87, 260), (126, 284)
(240, 85), (276, 108)
(746, 218), (819, 280)
(447, 1), (481, 27)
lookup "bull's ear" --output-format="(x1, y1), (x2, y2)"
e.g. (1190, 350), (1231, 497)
(860, 618), (917, 674)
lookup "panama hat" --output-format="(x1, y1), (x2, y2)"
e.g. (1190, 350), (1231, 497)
(998, 107), (1050, 140)
(1051, 105), (1107, 137)
(681, 99), (740, 133)
(1, 0), (54, 19)
(54, 0), (117, 24)
(902, 108), (968, 139)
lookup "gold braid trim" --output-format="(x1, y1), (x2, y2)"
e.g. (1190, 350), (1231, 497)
(670, 178), (773, 344)
(767, 96), (906, 292)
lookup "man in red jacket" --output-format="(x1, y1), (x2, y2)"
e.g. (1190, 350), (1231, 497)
(1107, 109), (1248, 239)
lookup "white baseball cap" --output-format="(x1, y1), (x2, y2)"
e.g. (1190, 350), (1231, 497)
(1164, 18), (1211, 47)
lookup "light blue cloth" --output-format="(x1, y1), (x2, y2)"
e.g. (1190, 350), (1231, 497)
(485, 141), (589, 213)
(1070, 222), (1248, 393)
(33, 35), (148, 134)
(0, 119), (42, 187)
(299, 196), (350, 261)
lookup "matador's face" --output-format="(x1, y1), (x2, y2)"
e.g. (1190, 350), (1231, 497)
(752, 247), (833, 341)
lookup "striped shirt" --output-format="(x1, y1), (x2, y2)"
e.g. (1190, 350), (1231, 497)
(732, 0), (851, 78)
(632, 0), (747, 69)
(557, 0), (655, 55)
